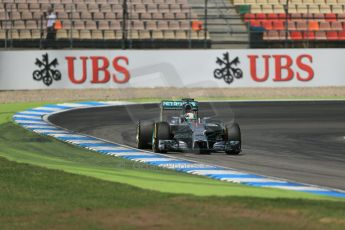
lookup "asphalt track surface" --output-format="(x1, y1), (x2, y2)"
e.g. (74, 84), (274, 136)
(49, 101), (345, 191)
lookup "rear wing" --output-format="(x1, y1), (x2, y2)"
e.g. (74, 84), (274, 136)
(160, 99), (198, 121)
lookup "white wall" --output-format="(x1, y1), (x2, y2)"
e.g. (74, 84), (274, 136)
(0, 49), (344, 90)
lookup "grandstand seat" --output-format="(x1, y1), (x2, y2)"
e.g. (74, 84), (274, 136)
(267, 13), (278, 20)
(74, 21), (85, 30)
(251, 5), (262, 14)
(332, 5), (344, 14)
(308, 5), (320, 14)
(338, 13), (345, 22)
(325, 13), (337, 22)
(277, 13), (287, 20)
(144, 21), (155, 31)
(331, 21), (342, 30)
(303, 31), (315, 40)
(338, 31), (345, 40)
(320, 5), (331, 14)
(10, 30), (19, 39)
(57, 12), (69, 19)
(319, 21), (331, 30)
(309, 21), (319, 31)
(244, 13), (255, 22)
(157, 21), (169, 30)
(297, 5), (308, 14)
(262, 5), (273, 14)
(22, 12), (33, 20)
(81, 12), (92, 20)
(288, 21), (297, 30)
(26, 21), (37, 29)
(152, 30), (163, 39)
(79, 30), (91, 40)
(86, 21), (97, 30)
(176, 30), (187, 39)
(88, 4), (100, 13)
(257, 0), (268, 4)
(109, 21), (121, 30)
(169, 21), (180, 30)
(56, 29), (68, 39)
(256, 13), (266, 20)
(290, 31), (303, 40)
(171, 4), (182, 13)
(93, 12), (104, 20)
(152, 12), (163, 19)
(139, 31), (151, 39)
(14, 20), (25, 29)
(139, 12), (150, 20)
(326, 0), (338, 4)
(262, 20), (273, 30)
(264, 30), (279, 40)
(291, 13), (303, 21)
(250, 20), (261, 27)
(104, 12), (116, 19)
(315, 31), (327, 40)
(164, 12), (175, 20)
(31, 29), (42, 39)
(180, 21), (190, 30)
(128, 31), (139, 39)
(326, 31), (338, 40)
(272, 20), (285, 30)
(100, 4), (112, 12)
(158, 4), (170, 13)
(175, 12), (187, 19)
(279, 31), (288, 40)
(104, 30), (115, 40)
(313, 13), (324, 20)
(0, 30), (5, 39)
(20, 30), (31, 39)
(274, 5), (285, 14)
(296, 21), (308, 31)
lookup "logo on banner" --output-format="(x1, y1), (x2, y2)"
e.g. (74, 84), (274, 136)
(33, 53), (62, 86)
(214, 52), (243, 85)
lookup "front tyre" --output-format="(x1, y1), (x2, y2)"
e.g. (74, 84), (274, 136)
(136, 121), (153, 149)
(226, 122), (241, 155)
(152, 122), (170, 153)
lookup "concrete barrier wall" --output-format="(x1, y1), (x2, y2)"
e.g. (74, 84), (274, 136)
(0, 49), (344, 90)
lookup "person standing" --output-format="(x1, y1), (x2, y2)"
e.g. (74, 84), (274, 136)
(45, 6), (57, 48)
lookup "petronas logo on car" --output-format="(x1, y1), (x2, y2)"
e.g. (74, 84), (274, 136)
(33, 53), (62, 86)
(214, 52), (243, 85)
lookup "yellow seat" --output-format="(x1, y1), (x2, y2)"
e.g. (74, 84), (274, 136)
(332, 5), (344, 14)
(308, 5), (320, 14)
(320, 5), (331, 14)
(250, 5), (262, 13)
(262, 5), (273, 13)
(273, 5), (285, 14)
(297, 4), (308, 14)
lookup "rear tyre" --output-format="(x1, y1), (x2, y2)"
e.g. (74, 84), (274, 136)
(152, 122), (170, 153)
(226, 122), (241, 155)
(136, 121), (153, 149)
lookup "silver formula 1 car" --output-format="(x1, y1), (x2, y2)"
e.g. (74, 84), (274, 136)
(136, 98), (241, 154)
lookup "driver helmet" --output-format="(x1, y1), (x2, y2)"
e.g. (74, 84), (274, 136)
(185, 112), (196, 120)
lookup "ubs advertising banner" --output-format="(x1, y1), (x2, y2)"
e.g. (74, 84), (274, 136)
(0, 49), (344, 90)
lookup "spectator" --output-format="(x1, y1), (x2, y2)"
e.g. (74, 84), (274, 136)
(45, 6), (57, 48)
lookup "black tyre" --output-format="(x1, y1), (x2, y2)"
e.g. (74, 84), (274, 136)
(152, 122), (170, 153)
(226, 122), (241, 155)
(136, 121), (153, 149)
